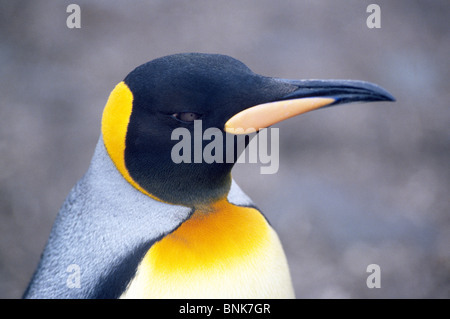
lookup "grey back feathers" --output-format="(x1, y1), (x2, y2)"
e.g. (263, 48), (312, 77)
(23, 136), (254, 298)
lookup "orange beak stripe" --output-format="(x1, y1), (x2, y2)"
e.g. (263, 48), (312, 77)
(224, 97), (335, 134)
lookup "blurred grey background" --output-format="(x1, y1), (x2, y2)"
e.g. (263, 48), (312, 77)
(1, 0), (449, 298)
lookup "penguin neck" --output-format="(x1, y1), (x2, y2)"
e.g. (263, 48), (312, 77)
(119, 194), (293, 299)
(101, 130), (234, 207)
(124, 155), (234, 207)
(146, 168), (233, 207)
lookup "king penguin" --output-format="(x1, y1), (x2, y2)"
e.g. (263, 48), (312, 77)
(23, 53), (394, 299)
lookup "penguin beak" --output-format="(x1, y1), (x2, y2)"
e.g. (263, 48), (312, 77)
(224, 79), (395, 134)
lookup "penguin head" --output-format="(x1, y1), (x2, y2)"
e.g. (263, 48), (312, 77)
(101, 53), (394, 207)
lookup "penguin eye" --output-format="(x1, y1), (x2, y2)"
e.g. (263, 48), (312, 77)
(172, 112), (202, 123)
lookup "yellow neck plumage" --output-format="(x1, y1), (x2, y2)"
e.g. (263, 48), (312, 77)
(121, 198), (295, 299)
